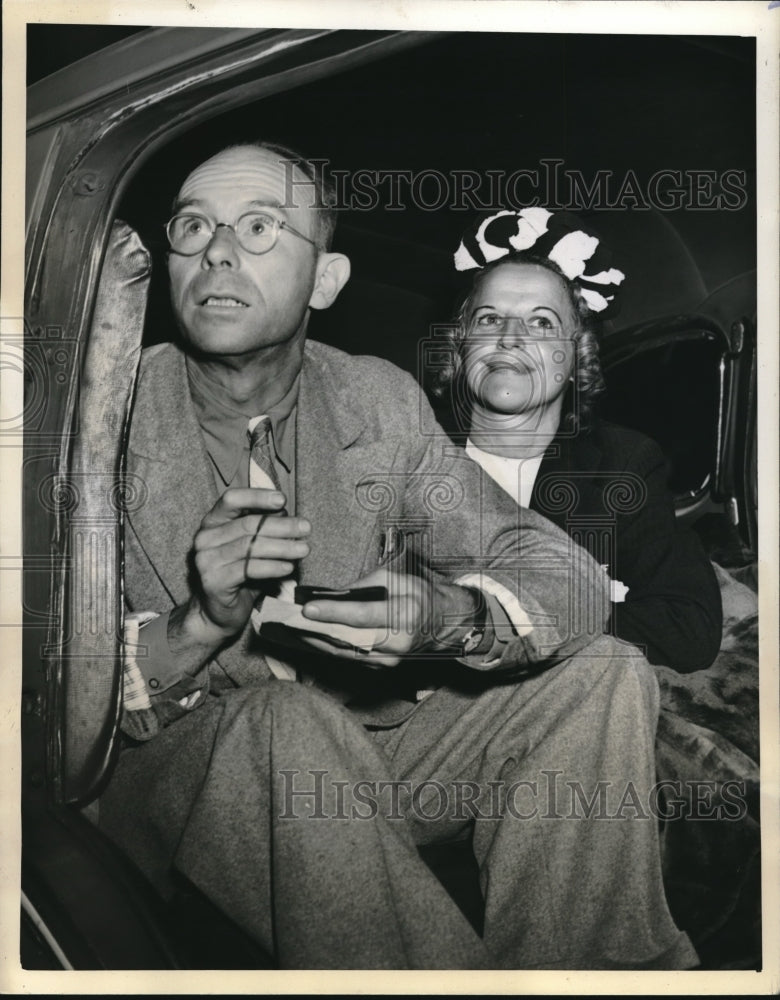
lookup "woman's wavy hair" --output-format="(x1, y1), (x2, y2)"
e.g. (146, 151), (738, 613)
(430, 251), (606, 433)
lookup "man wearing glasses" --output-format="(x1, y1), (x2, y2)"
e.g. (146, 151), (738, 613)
(99, 142), (696, 971)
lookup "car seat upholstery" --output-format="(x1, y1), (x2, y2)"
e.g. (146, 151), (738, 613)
(61, 220), (151, 806)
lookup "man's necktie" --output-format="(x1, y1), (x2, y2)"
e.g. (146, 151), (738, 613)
(248, 414), (284, 503)
(247, 415), (297, 681)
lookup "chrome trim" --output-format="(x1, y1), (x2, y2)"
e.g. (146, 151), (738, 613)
(21, 889), (74, 970)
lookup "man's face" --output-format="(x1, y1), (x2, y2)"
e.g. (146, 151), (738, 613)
(168, 146), (322, 358)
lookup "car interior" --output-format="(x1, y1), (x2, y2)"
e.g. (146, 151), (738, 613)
(22, 25), (760, 971)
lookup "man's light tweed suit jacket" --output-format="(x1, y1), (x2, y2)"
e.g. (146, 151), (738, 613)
(123, 338), (609, 730)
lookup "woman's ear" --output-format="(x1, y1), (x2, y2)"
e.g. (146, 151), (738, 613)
(309, 253), (351, 311)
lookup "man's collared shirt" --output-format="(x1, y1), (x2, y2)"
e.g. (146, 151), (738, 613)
(186, 355), (298, 500)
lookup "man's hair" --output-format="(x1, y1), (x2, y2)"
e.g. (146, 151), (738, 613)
(233, 140), (338, 252)
(430, 252), (606, 432)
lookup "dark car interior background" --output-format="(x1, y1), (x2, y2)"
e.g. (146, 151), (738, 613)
(22, 25), (759, 971)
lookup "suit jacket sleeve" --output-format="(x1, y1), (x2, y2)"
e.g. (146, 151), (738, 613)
(120, 515), (215, 741)
(396, 374), (610, 673)
(608, 435), (722, 672)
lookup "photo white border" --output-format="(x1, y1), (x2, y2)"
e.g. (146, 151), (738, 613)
(2, 1), (778, 994)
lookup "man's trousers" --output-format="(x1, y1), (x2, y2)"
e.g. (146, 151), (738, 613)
(99, 634), (697, 969)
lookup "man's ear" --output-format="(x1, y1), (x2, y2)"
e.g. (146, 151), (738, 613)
(309, 253), (351, 311)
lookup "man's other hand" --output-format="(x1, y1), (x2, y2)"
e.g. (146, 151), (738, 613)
(299, 568), (480, 667)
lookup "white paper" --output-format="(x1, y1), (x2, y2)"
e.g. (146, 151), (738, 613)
(251, 596), (380, 652)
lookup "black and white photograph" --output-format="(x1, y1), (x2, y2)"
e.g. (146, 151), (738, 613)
(3, 0), (778, 992)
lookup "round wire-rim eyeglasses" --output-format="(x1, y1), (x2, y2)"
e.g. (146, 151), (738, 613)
(165, 211), (319, 256)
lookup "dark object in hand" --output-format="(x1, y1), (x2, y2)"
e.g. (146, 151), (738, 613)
(294, 585), (388, 605)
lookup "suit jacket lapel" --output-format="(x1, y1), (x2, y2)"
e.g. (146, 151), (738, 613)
(127, 344), (218, 607)
(531, 428), (604, 528)
(296, 343), (403, 589)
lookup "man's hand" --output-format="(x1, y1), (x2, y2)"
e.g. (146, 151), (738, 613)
(299, 567), (481, 667)
(187, 487), (311, 641)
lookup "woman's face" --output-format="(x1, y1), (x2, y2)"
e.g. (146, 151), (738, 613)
(461, 261), (578, 418)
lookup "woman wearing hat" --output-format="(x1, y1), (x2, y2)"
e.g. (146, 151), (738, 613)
(435, 208), (722, 672)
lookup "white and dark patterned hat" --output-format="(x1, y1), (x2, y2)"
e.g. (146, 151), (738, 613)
(454, 207), (626, 315)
